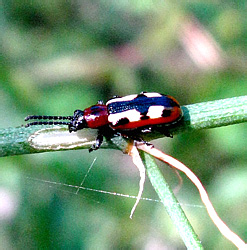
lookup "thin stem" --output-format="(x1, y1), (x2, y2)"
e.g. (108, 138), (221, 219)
(0, 95), (246, 157)
(138, 144), (246, 249)
(139, 151), (203, 249)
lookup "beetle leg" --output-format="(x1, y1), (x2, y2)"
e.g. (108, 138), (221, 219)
(135, 138), (154, 147)
(163, 131), (173, 138)
(122, 132), (154, 148)
(154, 128), (173, 138)
(89, 133), (104, 152)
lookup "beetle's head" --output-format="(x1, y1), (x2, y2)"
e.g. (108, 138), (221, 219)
(68, 109), (87, 132)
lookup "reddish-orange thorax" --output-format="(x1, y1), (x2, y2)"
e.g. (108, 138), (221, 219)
(83, 105), (108, 128)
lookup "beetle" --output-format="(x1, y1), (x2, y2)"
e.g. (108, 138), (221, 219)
(25, 92), (183, 151)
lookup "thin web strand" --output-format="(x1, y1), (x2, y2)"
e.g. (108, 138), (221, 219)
(76, 157), (97, 194)
(26, 176), (204, 208)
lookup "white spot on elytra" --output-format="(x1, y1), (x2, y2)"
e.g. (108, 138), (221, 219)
(142, 92), (162, 98)
(108, 110), (141, 125)
(106, 92), (163, 105)
(147, 106), (164, 119)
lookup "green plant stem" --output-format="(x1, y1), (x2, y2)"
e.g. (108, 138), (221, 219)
(140, 151), (203, 249)
(0, 126), (124, 157)
(180, 95), (247, 131)
(0, 95), (247, 157)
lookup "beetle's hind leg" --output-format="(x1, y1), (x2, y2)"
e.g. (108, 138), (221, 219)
(121, 131), (154, 148)
(149, 124), (173, 138)
(134, 137), (154, 147)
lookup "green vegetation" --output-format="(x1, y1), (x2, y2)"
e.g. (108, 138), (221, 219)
(1, 1), (247, 248)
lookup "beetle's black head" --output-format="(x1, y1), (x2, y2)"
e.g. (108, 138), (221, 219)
(68, 109), (87, 132)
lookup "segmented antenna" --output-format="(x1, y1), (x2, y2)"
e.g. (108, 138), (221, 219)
(25, 115), (73, 127)
(25, 115), (73, 121)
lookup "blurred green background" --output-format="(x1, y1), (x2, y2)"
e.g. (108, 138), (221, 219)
(1, 1), (247, 249)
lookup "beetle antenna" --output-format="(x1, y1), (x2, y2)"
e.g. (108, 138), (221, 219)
(25, 121), (71, 127)
(25, 115), (73, 121)
(25, 115), (73, 127)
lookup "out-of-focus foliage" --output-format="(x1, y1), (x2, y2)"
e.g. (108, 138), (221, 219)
(1, 1), (247, 249)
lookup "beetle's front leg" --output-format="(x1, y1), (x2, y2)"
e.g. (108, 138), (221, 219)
(89, 133), (104, 152)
